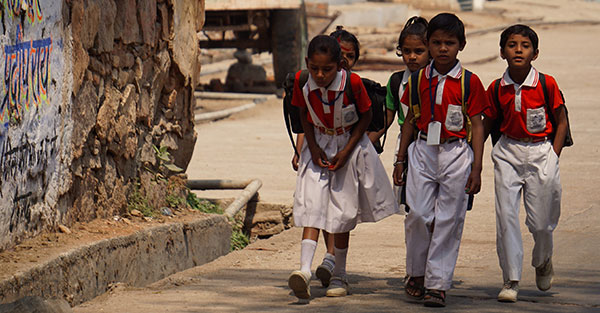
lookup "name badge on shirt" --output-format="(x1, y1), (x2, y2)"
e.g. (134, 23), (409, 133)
(427, 121), (441, 145)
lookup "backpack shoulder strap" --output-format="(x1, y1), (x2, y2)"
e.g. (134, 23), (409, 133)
(460, 68), (473, 143)
(344, 70), (357, 105)
(539, 72), (557, 126)
(493, 78), (501, 110)
(408, 69), (423, 122)
(390, 70), (404, 111)
(298, 69), (309, 89)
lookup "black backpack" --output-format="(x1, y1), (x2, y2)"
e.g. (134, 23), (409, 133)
(283, 70), (388, 155)
(489, 73), (573, 147)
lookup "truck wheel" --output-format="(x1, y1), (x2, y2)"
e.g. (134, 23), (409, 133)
(270, 8), (307, 88)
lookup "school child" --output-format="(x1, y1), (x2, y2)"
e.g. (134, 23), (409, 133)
(289, 27), (363, 288)
(483, 24), (568, 303)
(383, 16), (430, 210)
(393, 13), (488, 307)
(288, 35), (398, 300)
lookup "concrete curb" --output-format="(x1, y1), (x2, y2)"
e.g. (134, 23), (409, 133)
(0, 215), (231, 306)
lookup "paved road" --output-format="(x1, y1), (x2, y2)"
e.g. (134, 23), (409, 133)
(75, 0), (600, 311)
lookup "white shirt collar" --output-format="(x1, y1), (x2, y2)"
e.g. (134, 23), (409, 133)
(307, 70), (346, 92)
(501, 66), (538, 87)
(425, 60), (462, 80)
(401, 70), (411, 86)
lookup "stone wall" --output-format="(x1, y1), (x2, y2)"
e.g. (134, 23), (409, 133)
(0, 0), (204, 252)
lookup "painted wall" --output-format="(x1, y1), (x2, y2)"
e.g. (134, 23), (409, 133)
(0, 0), (203, 252)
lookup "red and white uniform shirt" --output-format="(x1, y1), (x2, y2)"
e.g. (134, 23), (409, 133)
(292, 70), (371, 129)
(400, 61), (489, 139)
(485, 67), (564, 139)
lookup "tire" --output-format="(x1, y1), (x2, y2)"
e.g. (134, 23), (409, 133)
(270, 8), (307, 88)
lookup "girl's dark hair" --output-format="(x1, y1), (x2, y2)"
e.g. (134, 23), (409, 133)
(396, 16), (428, 56)
(307, 34), (342, 64)
(329, 26), (360, 62)
(500, 24), (539, 50)
(428, 13), (465, 45)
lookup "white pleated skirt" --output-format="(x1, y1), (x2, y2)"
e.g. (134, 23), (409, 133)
(293, 127), (399, 233)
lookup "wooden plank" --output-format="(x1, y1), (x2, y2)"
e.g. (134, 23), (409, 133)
(205, 0), (301, 11)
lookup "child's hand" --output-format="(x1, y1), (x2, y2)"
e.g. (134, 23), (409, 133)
(328, 150), (350, 171)
(464, 172), (481, 195)
(311, 148), (330, 168)
(393, 163), (405, 186)
(291, 153), (299, 171)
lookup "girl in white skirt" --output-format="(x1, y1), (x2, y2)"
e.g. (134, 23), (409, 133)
(287, 35), (398, 300)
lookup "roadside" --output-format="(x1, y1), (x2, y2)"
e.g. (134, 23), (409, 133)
(74, 0), (600, 312)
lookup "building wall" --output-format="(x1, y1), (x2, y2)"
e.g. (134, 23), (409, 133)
(0, 0), (204, 252)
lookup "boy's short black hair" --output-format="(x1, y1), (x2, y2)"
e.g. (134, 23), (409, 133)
(307, 35), (341, 64)
(427, 13), (465, 45)
(330, 26), (360, 62)
(500, 24), (539, 50)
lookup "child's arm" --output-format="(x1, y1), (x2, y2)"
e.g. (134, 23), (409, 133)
(299, 106), (329, 168)
(328, 108), (372, 171)
(393, 109), (415, 186)
(291, 133), (305, 171)
(552, 106), (568, 157)
(465, 114), (484, 195)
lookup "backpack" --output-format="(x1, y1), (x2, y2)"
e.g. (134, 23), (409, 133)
(408, 67), (474, 143)
(406, 67), (475, 211)
(282, 70), (357, 157)
(361, 78), (388, 153)
(489, 73), (573, 147)
(282, 70), (389, 156)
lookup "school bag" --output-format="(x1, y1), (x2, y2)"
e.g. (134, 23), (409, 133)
(489, 73), (573, 147)
(282, 70), (388, 156)
(282, 70), (357, 157)
(361, 78), (388, 153)
(407, 67), (475, 210)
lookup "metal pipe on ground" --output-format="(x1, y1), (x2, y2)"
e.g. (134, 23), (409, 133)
(187, 179), (263, 218)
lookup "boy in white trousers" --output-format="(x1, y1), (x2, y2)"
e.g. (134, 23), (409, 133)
(484, 24), (568, 303)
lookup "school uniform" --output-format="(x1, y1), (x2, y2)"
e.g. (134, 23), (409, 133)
(291, 70), (399, 234)
(486, 67), (562, 282)
(400, 60), (488, 290)
(386, 70), (411, 210)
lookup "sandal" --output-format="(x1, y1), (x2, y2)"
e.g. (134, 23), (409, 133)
(423, 289), (446, 307)
(404, 276), (425, 300)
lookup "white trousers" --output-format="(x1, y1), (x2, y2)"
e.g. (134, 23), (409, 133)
(404, 137), (473, 290)
(492, 135), (561, 282)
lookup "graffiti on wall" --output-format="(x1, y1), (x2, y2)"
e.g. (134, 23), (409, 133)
(2, 0), (44, 25)
(0, 25), (52, 127)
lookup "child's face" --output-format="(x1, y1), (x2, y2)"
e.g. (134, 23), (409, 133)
(428, 30), (465, 71)
(501, 34), (538, 70)
(306, 53), (341, 88)
(339, 41), (358, 70)
(400, 35), (429, 73)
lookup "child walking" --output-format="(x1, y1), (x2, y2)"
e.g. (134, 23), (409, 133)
(393, 13), (488, 307)
(483, 24), (568, 303)
(288, 35), (398, 300)
(384, 16), (430, 210)
(289, 27), (365, 288)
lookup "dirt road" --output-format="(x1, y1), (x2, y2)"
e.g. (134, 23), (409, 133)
(75, 0), (600, 311)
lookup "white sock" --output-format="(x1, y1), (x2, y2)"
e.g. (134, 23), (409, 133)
(300, 239), (317, 274)
(332, 247), (348, 277)
(323, 252), (335, 265)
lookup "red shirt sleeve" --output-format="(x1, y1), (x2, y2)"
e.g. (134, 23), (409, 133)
(466, 73), (490, 117)
(291, 70), (306, 108)
(350, 73), (371, 113)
